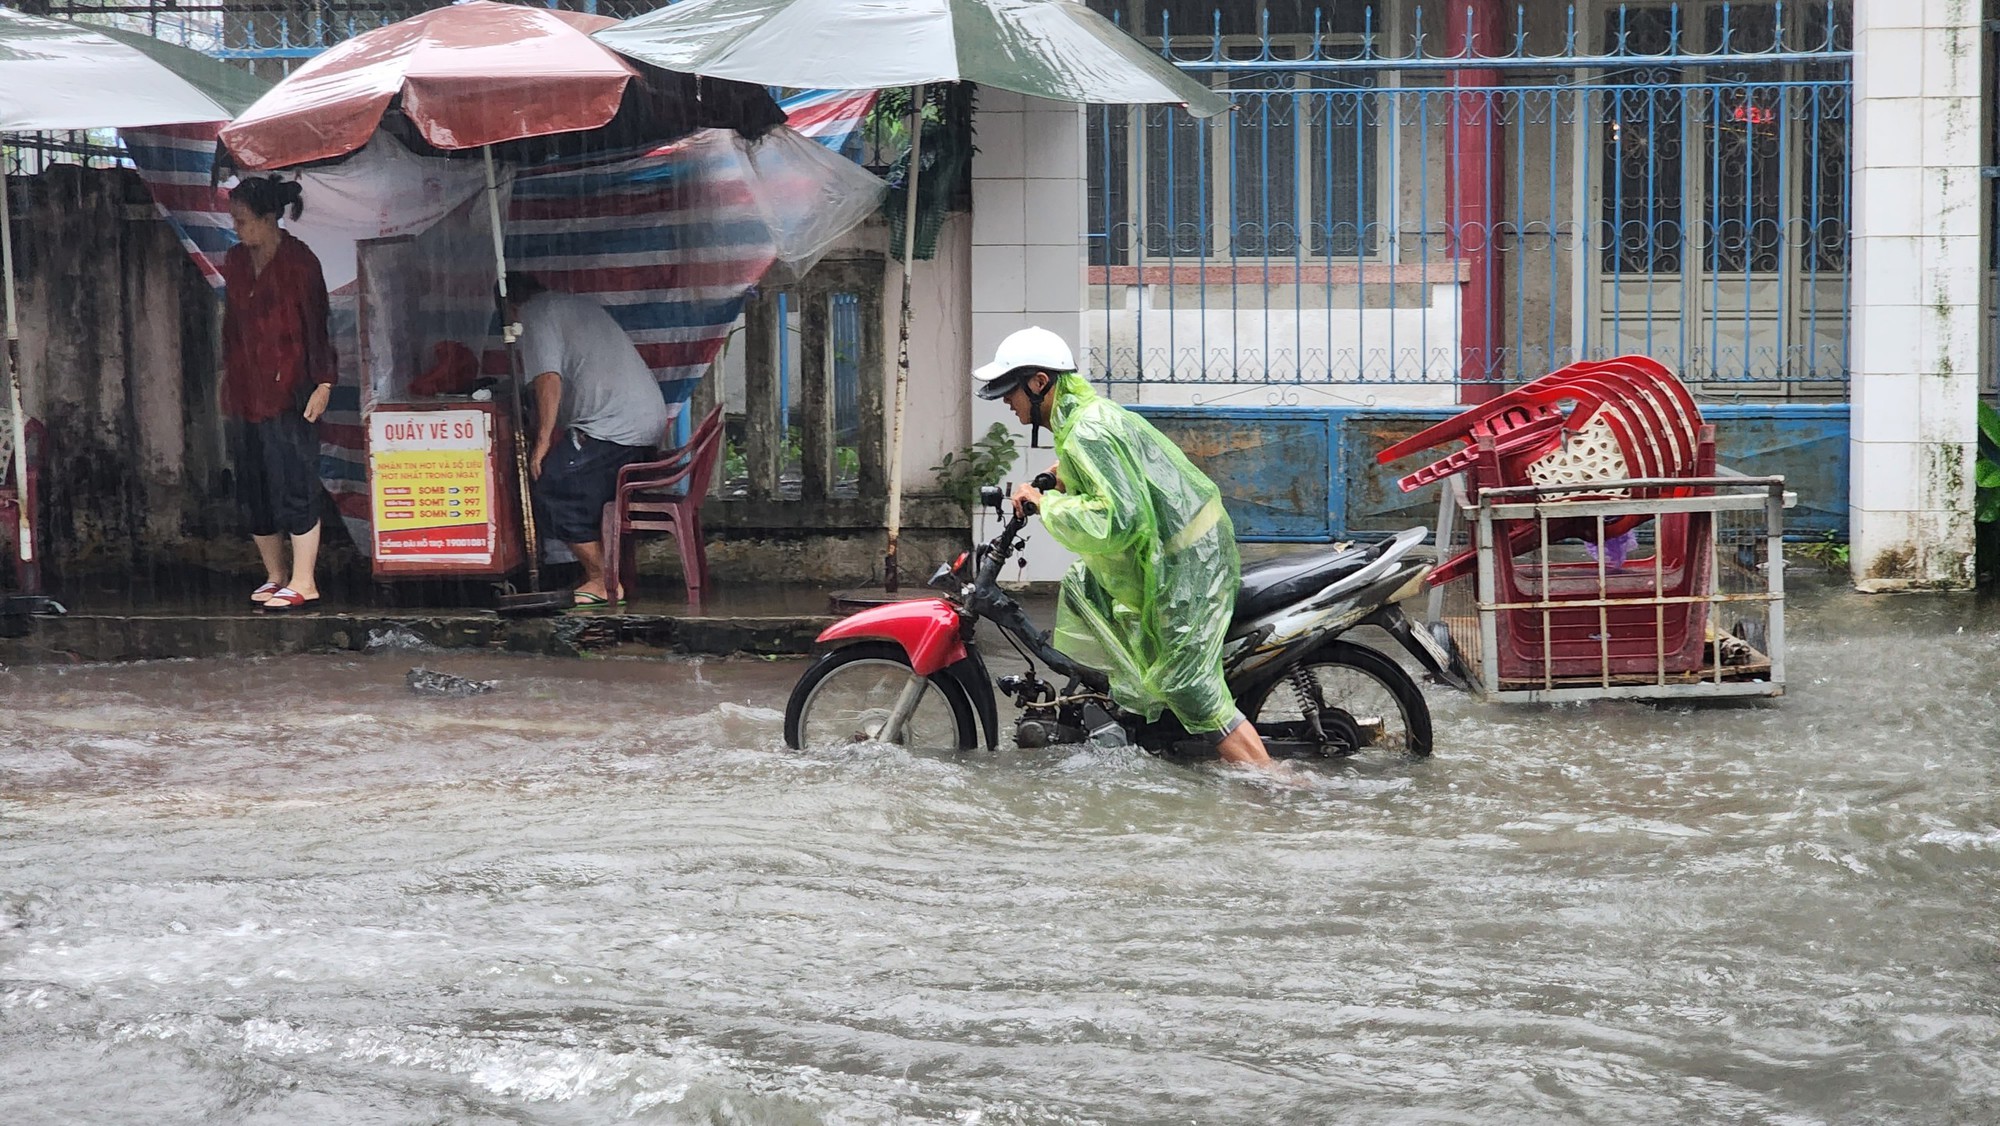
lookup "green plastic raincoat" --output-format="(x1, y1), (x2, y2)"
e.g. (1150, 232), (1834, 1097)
(1038, 373), (1240, 733)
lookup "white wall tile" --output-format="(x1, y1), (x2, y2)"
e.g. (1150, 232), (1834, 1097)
(1854, 305), (1922, 380)
(978, 88), (1027, 114)
(1857, 2), (1926, 32)
(1024, 243), (1083, 308)
(1920, 175), (1981, 239)
(1022, 176), (1083, 247)
(1845, 515), (1905, 588)
(1852, 235), (1923, 307)
(1914, 301), (1982, 380)
(1857, 28), (1925, 100)
(1853, 369), (1919, 440)
(971, 178), (1026, 246)
(1858, 166), (1923, 233)
(971, 311), (1027, 361)
(974, 110), (1025, 179)
(1918, 377), (1979, 444)
(1857, 98), (1929, 170)
(1022, 112), (1084, 180)
(1921, 244), (1983, 309)
(970, 245), (1026, 315)
(1920, 26), (1979, 97)
(1852, 440), (1924, 511)
(1917, 95), (1980, 168)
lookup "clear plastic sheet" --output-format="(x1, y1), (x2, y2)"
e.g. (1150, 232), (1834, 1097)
(740, 125), (889, 282)
(355, 192), (502, 409)
(1038, 374), (1241, 734)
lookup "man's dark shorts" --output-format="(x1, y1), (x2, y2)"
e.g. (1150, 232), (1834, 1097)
(533, 430), (654, 544)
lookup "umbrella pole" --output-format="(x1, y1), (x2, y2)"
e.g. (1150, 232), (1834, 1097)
(883, 81), (926, 593)
(0, 173), (35, 592)
(484, 145), (544, 596)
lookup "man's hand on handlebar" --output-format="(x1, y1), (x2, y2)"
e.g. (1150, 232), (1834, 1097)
(1011, 471), (1061, 518)
(1010, 481), (1042, 517)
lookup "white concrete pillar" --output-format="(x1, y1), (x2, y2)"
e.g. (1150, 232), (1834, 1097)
(1848, 0), (1984, 591)
(969, 90), (1087, 583)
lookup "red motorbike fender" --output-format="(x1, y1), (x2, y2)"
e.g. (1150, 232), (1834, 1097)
(815, 598), (968, 677)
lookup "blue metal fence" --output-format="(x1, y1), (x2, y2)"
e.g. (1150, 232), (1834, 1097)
(41, 0), (1858, 404)
(1083, 1), (1853, 400)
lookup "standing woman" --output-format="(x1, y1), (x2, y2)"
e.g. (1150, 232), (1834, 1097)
(221, 175), (334, 611)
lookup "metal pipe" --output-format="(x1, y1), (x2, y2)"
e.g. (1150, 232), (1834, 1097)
(1449, 0), (1502, 403)
(877, 672), (930, 744)
(484, 146), (542, 593)
(1, 175), (31, 573)
(883, 81), (926, 593)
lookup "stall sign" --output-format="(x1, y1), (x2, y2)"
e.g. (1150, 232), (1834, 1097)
(369, 409), (493, 563)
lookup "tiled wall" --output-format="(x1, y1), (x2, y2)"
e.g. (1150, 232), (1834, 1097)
(1848, 0), (1985, 590)
(969, 90), (1087, 583)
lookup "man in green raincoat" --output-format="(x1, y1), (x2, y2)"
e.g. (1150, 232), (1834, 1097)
(975, 327), (1272, 767)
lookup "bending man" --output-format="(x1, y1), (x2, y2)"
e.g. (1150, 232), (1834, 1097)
(976, 327), (1273, 767)
(504, 272), (669, 607)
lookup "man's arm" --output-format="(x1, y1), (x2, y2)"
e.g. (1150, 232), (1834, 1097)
(1037, 424), (1146, 557)
(529, 371), (561, 480)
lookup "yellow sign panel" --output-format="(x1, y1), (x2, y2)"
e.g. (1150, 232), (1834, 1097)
(368, 410), (494, 563)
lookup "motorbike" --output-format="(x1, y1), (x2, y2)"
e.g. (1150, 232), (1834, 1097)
(783, 476), (1470, 760)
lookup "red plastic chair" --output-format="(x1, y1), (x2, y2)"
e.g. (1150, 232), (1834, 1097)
(600, 405), (725, 609)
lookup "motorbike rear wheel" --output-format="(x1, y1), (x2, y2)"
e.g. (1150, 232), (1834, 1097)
(784, 642), (980, 751)
(1241, 640), (1433, 759)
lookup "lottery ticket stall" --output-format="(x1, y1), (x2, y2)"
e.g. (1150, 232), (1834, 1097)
(211, 3), (880, 610)
(351, 197), (526, 585)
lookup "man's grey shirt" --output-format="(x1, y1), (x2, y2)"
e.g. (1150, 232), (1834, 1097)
(515, 290), (670, 450)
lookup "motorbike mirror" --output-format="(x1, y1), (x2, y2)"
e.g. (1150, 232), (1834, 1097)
(979, 484), (1006, 514)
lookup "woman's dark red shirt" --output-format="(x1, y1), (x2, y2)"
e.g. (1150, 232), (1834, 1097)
(220, 233), (335, 422)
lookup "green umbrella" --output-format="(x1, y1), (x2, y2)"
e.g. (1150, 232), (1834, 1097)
(1, 8), (268, 589)
(595, 0), (1228, 589)
(591, 0), (1229, 117)
(0, 10), (267, 130)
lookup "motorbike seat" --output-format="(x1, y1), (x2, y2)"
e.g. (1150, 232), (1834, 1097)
(1232, 543), (1377, 622)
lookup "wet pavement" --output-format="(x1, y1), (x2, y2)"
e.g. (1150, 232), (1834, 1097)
(2, 572), (1998, 1124)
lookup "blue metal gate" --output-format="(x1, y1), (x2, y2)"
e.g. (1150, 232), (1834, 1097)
(1083, 1), (1852, 402)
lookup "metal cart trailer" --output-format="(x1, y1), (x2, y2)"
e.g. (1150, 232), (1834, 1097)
(1423, 474), (1793, 704)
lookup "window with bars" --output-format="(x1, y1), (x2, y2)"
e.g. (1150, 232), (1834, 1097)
(1598, 0), (1851, 276)
(1083, 1), (1382, 266)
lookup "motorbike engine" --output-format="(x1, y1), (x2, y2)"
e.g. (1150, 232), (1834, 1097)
(1014, 718), (1085, 748)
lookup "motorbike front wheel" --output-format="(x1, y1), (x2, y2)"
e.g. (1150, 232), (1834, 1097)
(784, 642), (980, 751)
(1241, 640), (1433, 759)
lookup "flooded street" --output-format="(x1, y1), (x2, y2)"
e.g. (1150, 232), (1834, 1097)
(3, 575), (1998, 1124)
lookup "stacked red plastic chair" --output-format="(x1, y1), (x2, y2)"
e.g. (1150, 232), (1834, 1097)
(1379, 357), (1719, 682)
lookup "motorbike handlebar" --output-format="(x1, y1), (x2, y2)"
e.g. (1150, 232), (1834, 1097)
(960, 475), (1111, 694)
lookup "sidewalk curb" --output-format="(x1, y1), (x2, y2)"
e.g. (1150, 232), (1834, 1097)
(0, 611), (833, 665)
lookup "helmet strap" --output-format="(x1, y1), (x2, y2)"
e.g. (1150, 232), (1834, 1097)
(1024, 374), (1050, 449)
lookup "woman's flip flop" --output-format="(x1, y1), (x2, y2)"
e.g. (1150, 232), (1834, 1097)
(251, 581), (282, 604)
(262, 587), (318, 611)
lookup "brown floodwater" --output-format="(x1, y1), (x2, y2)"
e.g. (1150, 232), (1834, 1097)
(2, 575), (1997, 1124)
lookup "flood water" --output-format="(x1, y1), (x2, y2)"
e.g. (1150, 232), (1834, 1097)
(3, 575), (1998, 1124)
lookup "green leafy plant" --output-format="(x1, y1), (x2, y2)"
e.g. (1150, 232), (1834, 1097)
(1794, 528), (1850, 572)
(1976, 400), (2000, 585)
(835, 445), (861, 482)
(1976, 400), (2000, 526)
(930, 422), (1020, 508)
(723, 436), (747, 483)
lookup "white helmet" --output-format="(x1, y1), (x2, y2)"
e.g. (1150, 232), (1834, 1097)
(973, 326), (1075, 399)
